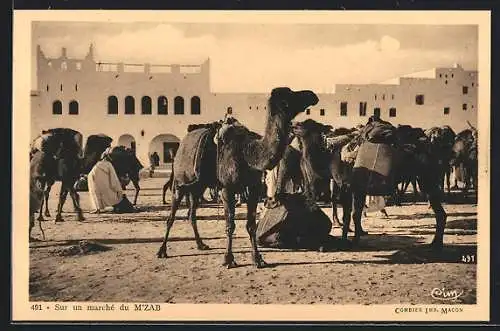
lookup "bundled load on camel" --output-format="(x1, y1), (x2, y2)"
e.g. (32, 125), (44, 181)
(257, 193), (332, 249)
(349, 119), (398, 196)
(360, 119), (396, 144)
(352, 142), (396, 196)
(174, 125), (219, 188)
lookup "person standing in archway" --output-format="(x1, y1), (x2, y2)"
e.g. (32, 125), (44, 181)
(153, 151), (160, 167)
(149, 152), (155, 178)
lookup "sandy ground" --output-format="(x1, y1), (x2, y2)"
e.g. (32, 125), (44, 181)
(29, 177), (478, 305)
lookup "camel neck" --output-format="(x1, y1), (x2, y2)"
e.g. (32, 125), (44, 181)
(259, 110), (288, 169)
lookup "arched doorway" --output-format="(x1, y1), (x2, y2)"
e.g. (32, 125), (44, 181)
(149, 134), (180, 165)
(117, 134), (136, 153)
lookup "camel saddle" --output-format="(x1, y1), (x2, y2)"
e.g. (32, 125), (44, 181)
(257, 194), (332, 249)
(361, 121), (396, 144)
(352, 141), (396, 196)
(174, 128), (214, 186)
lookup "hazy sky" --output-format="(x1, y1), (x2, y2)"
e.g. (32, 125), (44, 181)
(32, 22), (477, 93)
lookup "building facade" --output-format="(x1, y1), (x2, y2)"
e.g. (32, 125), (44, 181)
(31, 45), (478, 166)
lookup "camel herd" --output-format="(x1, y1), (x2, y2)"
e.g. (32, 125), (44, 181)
(29, 87), (478, 269)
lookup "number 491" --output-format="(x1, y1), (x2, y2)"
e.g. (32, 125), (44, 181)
(461, 255), (475, 263)
(30, 304), (42, 311)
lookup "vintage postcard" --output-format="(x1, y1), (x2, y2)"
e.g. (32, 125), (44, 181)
(13, 10), (490, 322)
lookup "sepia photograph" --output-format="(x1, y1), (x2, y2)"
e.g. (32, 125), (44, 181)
(12, 10), (490, 322)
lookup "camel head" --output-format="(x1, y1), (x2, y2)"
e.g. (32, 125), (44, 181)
(82, 134), (113, 174)
(269, 87), (319, 121)
(466, 121), (478, 141)
(291, 119), (333, 150)
(424, 126), (441, 144)
(292, 119), (332, 137)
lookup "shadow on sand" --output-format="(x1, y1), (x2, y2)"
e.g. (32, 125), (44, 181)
(271, 244), (477, 266)
(396, 217), (477, 231)
(31, 232), (477, 266)
(29, 235), (247, 248)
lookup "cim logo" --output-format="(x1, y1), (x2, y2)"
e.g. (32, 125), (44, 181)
(431, 288), (464, 301)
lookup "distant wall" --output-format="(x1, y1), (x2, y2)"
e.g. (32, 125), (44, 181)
(31, 46), (478, 165)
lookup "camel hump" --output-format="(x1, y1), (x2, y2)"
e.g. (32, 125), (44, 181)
(187, 122), (220, 133)
(173, 128), (215, 187)
(217, 122), (257, 145)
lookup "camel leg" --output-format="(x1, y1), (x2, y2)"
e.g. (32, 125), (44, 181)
(29, 213), (35, 241)
(451, 166), (459, 190)
(445, 167), (451, 194)
(331, 195), (342, 227)
(221, 187), (237, 268)
(162, 170), (174, 205)
(37, 184), (46, 222)
(163, 164), (175, 205)
(439, 168), (446, 194)
(341, 192), (353, 242)
(55, 186), (68, 223)
(187, 190), (209, 250)
(428, 191), (447, 250)
(401, 179), (410, 195)
(472, 166), (478, 192)
(132, 179), (140, 205)
(419, 166), (447, 250)
(209, 188), (218, 202)
(462, 166), (470, 193)
(157, 187), (184, 258)
(351, 191), (367, 244)
(412, 178), (419, 201)
(340, 187), (354, 233)
(43, 183), (52, 217)
(68, 186), (84, 222)
(330, 180), (342, 228)
(392, 185), (402, 207)
(246, 185), (268, 268)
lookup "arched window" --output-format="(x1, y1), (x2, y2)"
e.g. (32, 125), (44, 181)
(52, 100), (62, 115)
(108, 96), (118, 114)
(158, 96), (168, 115)
(141, 96), (152, 114)
(125, 96), (135, 114)
(69, 100), (79, 115)
(174, 96), (184, 115)
(191, 96), (201, 115)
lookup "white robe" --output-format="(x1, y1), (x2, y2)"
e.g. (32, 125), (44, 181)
(87, 160), (123, 210)
(265, 139), (301, 198)
(265, 168), (278, 198)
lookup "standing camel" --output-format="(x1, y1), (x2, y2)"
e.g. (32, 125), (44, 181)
(276, 118), (447, 249)
(35, 133), (113, 219)
(156, 87), (319, 268)
(30, 128), (85, 223)
(107, 145), (144, 205)
(425, 125), (456, 194)
(450, 123), (478, 193)
(162, 122), (221, 205)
